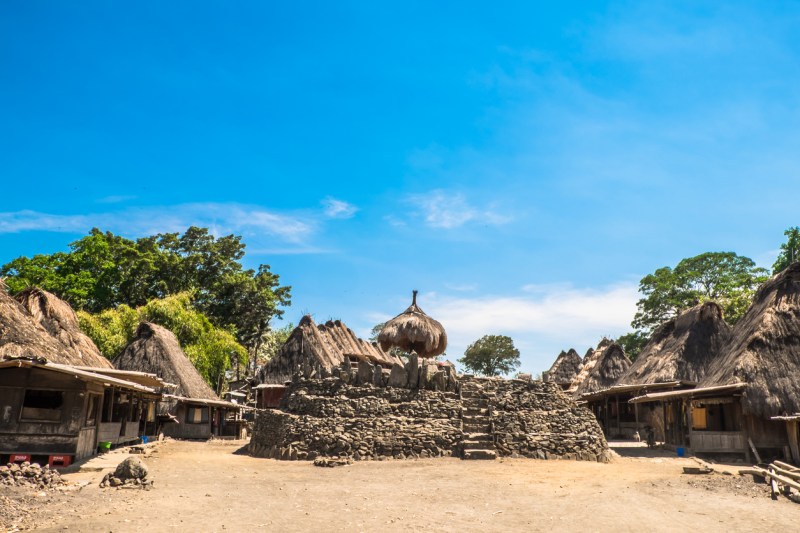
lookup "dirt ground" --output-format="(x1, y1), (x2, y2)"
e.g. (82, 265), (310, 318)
(4, 439), (800, 533)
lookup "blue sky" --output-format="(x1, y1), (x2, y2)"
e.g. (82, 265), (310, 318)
(1, 2), (798, 373)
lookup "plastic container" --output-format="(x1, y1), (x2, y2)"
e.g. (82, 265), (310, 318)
(98, 441), (112, 453)
(676, 447), (685, 457)
(141, 436), (148, 444)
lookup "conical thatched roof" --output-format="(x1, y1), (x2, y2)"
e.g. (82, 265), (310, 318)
(14, 287), (111, 369)
(699, 262), (800, 418)
(569, 339), (630, 396)
(618, 302), (731, 386)
(546, 348), (583, 385)
(583, 347), (594, 362)
(261, 315), (402, 381)
(113, 322), (218, 401)
(378, 291), (447, 358)
(1, 287), (112, 367)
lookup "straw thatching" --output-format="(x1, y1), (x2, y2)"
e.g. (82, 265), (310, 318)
(569, 339), (630, 396)
(14, 287), (111, 369)
(261, 315), (403, 383)
(378, 291), (447, 358)
(618, 301), (731, 385)
(1, 287), (112, 367)
(699, 262), (800, 418)
(113, 322), (218, 401)
(583, 347), (594, 362)
(545, 348), (583, 386)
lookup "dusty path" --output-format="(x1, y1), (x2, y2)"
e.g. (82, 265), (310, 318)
(9, 439), (800, 532)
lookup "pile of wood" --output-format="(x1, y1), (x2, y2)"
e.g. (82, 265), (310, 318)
(740, 460), (800, 503)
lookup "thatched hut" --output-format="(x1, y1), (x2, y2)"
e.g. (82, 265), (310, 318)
(378, 291), (447, 358)
(113, 322), (241, 439)
(1, 288), (79, 363)
(582, 302), (732, 439)
(260, 315), (403, 384)
(632, 263), (800, 461)
(568, 339), (630, 397)
(543, 349), (583, 390)
(14, 287), (111, 368)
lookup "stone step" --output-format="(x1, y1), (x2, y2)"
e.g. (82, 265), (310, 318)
(464, 408), (489, 416)
(463, 425), (490, 434)
(462, 449), (497, 460)
(463, 439), (493, 450)
(460, 391), (484, 399)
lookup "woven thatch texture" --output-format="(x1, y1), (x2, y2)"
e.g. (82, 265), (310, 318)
(0, 288), (71, 362)
(700, 262), (800, 417)
(546, 349), (583, 385)
(113, 322), (218, 401)
(618, 302), (731, 385)
(14, 287), (111, 369)
(569, 339), (630, 396)
(261, 315), (403, 381)
(378, 291), (447, 358)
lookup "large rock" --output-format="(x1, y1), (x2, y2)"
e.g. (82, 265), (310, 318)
(357, 360), (374, 385)
(113, 457), (149, 481)
(433, 370), (447, 391)
(406, 353), (419, 389)
(420, 363), (438, 390)
(372, 364), (383, 386)
(388, 363), (408, 388)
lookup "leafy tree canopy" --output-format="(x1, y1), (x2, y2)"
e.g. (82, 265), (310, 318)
(0, 227), (291, 355)
(773, 226), (800, 274)
(458, 334), (521, 376)
(632, 251), (768, 332)
(78, 293), (246, 389)
(616, 331), (650, 362)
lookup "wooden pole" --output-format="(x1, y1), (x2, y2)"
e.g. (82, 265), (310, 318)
(787, 421), (800, 464)
(615, 395), (621, 439)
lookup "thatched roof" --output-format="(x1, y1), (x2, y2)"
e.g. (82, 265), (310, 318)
(261, 315), (402, 381)
(0, 287), (111, 367)
(378, 291), (447, 358)
(113, 322), (218, 401)
(14, 287), (111, 369)
(545, 348), (583, 385)
(584, 347), (594, 362)
(569, 339), (630, 396)
(699, 262), (800, 418)
(618, 302), (731, 386)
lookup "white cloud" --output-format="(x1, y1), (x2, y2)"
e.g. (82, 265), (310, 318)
(0, 203), (315, 248)
(321, 197), (358, 219)
(405, 189), (511, 229)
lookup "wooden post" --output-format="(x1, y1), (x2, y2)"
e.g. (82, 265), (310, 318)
(687, 400), (694, 452)
(615, 395), (621, 439)
(604, 397), (610, 437)
(785, 421), (800, 464)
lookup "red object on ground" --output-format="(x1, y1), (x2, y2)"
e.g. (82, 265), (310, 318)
(48, 455), (73, 468)
(9, 454), (31, 463)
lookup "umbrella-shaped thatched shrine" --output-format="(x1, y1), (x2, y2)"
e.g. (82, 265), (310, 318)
(378, 290), (447, 358)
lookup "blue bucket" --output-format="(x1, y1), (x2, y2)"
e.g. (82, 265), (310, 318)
(676, 447), (685, 457)
(141, 436), (149, 444)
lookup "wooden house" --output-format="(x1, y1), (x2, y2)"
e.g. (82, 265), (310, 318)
(543, 349), (583, 390)
(113, 322), (242, 440)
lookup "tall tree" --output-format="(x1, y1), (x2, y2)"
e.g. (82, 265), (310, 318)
(773, 226), (800, 274)
(632, 251), (768, 331)
(616, 331), (649, 362)
(458, 335), (521, 376)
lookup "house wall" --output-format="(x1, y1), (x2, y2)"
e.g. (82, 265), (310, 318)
(161, 403), (212, 439)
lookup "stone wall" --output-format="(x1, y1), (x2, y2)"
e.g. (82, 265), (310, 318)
(248, 373), (610, 462)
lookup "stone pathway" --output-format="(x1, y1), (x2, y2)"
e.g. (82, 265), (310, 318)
(460, 380), (496, 460)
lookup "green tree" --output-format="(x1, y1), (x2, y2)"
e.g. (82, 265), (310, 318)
(458, 335), (521, 376)
(632, 252), (768, 331)
(616, 331), (650, 362)
(1, 227), (291, 356)
(253, 323), (294, 367)
(773, 226), (800, 274)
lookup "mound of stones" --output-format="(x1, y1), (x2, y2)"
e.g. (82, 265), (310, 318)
(100, 457), (152, 489)
(0, 462), (64, 488)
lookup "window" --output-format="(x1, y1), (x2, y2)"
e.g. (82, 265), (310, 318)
(692, 406), (708, 430)
(186, 406), (209, 424)
(21, 390), (64, 422)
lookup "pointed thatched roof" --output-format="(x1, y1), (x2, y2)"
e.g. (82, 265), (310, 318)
(378, 291), (447, 358)
(569, 339), (630, 396)
(262, 315), (403, 381)
(546, 348), (583, 385)
(583, 347), (594, 362)
(699, 262), (800, 418)
(113, 322), (218, 401)
(0, 287), (112, 367)
(14, 287), (111, 369)
(618, 302), (731, 386)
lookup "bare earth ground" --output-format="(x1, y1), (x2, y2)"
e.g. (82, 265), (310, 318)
(4, 439), (800, 533)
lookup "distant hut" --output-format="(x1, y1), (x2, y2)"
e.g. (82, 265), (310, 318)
(544, 349), (583, 390)
(378, 291), (447, 359)
(14, 287), (112, 369)
(583, 347), (594, 362)
(632, 263), (800, 461)
(113, 322), (241, 439)
(260, 315), (403, 385)
(568, 339), (630, 397)
(583, 302), (732, 439)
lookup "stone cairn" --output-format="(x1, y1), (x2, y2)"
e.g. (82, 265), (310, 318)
(0, 462), (64, 488)
(100, 457), (153, 489)
(249, 357), (610, 463)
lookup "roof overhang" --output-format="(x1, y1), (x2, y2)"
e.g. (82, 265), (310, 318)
(771, 414), (800, 422)
(163, 394), (242, 409)
(73, 366), (175, 389)
(580, 381), (693, 402)
(0, 358), (159, 395)
(629, 383), (746, 404)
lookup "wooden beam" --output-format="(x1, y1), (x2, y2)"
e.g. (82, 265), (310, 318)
(787, 420), (800, 465)
(748, 437), (762, 464)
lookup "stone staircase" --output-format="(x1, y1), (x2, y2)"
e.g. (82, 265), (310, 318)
(460, 380), (497, 460)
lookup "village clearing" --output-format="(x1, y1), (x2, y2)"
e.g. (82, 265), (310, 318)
(1, 440), (798, 532)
